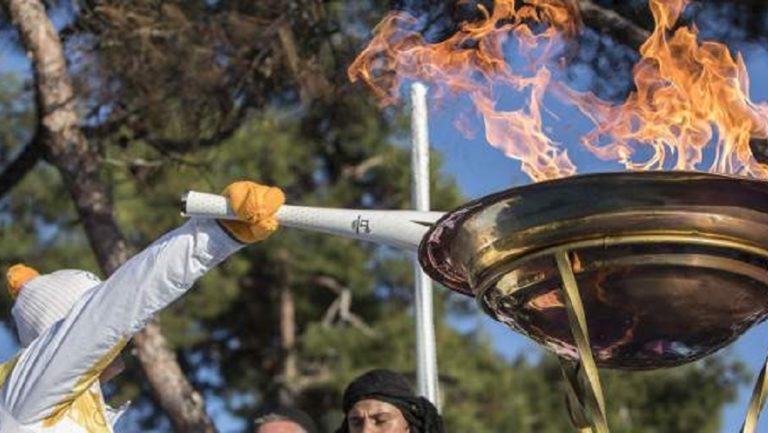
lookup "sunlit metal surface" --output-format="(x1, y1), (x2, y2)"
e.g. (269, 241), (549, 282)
(418, 172), (768, 369)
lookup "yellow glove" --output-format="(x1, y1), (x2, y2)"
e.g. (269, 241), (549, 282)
(219, 181), (285, 243)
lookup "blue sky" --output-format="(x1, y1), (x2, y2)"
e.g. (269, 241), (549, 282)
(3, 4), (768, 433)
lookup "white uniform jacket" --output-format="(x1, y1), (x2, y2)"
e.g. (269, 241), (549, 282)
(0, 219), (242, 432)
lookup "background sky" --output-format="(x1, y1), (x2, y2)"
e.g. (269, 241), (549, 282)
(3, 5), (768, 433)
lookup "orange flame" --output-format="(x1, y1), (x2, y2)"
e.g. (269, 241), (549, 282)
(348, 0), (580, 181)
(566, 0), (768, 176)
(348, 0), (768, 181)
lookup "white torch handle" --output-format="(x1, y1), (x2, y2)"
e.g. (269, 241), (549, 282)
(181, 191), (444, 251)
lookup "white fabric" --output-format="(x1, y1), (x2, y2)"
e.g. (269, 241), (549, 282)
(0, 404), (23, 433)
(12, 270), (102, 347)
(0, 219), (242, 432)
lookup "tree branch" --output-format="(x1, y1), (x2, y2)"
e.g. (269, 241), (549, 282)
(0, 131), (43, 199)
(276, 20), (333, 105)
(82, 100), (250, 156)
(342, 155), (385, 180)
(315, 275), (376, 337)
(577, 0), (651, 49)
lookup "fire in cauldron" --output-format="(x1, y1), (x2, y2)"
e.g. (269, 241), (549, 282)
(347, 0), (768, 431)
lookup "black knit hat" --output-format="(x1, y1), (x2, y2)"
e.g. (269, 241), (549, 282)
(337, 369), (444, 433)
(253, 406), (318, 433)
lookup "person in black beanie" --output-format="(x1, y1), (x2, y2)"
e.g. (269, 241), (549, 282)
(253, 406), (319, 433)
(336, 369), (445, 433)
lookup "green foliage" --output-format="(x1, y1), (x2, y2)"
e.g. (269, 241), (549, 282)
(0, 73), (96, 315)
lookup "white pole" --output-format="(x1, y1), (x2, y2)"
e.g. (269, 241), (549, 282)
(410, 82), (440, 409)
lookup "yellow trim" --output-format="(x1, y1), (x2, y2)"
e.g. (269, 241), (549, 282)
(43, 337), (127, 430)
(0, 354), (21, 387)
(556, 250), (610, 433)
(741, 354), (768, 433)
(60, 388), (110, 432)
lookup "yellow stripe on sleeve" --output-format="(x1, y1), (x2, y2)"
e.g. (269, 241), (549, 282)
(43, 338), (127, 428)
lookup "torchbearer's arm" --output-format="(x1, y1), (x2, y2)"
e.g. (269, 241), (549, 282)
(0, 181), (280, 425)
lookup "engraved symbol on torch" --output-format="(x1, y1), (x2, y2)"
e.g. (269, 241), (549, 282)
(352, 215), (371, 234)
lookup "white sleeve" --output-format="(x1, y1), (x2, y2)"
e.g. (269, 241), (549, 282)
(0, 218), (243, 424)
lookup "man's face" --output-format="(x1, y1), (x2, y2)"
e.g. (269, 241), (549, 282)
(347, 399), (410, 433)
(256, 420), (305, 433)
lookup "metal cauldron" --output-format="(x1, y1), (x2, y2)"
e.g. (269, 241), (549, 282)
(419, 171), (768, 369)
(184, 171), (768, 369)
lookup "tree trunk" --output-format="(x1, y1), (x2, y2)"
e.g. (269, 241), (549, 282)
(132, 323), (215, 433)
(279, 284), (298, 404)
(277, 250), (298, 406)
(3, 1), (216, 431)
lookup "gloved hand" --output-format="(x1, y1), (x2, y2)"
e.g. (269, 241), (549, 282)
(218, 181), (285, 243)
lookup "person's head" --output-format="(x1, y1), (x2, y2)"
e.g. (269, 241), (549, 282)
(253, 407), (318, 433)
(337, 369), (444, 433)
(6, 264), (101, 346)
(5, 264), (125, 381)
(346, 398), (410, 433)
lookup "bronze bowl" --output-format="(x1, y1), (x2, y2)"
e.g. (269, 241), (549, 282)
(418, 171), (768, 369)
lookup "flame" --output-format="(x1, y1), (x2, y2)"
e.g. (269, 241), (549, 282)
(349, 0), (768, 181)
(566, 0), (768, 177)
(348, 0), (580, 181)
